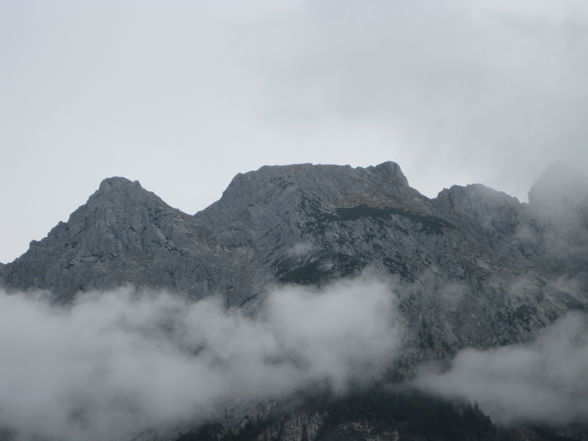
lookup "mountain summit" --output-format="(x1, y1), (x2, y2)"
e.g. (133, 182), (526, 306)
(4, 160), (585, 333)
(1, 161), (587, 441)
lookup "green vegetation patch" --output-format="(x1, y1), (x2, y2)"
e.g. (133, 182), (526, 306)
(310, 204), (455, 235)
(277, 253), (364, 285)
(279, 261), (329, 284)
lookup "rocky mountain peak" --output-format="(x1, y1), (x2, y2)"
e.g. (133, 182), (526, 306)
(223, 161), (409, 199)
(194, 161), (429, 251)
(432, 184), (528, 261)
(98, 176), (139, 189)
(205, 161), (420, 220)
(435, 184), (521, 217)
(368, 160), (409, 186)
(88, 176), (167, 210)
(2, 161), (587, 441)
(4, 160), (587, 356)
(3, 177), (204, 299)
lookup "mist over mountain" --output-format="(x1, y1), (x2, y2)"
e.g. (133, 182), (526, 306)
(1, 161), (588, 441)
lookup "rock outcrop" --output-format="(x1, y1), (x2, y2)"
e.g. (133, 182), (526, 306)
(5, 162), (587, 349)
(3, 177), (263, 303)
(2, 161), (588, 441)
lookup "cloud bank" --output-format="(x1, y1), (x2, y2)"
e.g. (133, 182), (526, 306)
(1, 270), (587, 440)
(417, 312), (588, 425)
(0, 277), (401, 441)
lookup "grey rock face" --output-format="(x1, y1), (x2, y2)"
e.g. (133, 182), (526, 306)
(3, 161), (588, 441)
(4, 163), (586, 349)
(3, 177), (262, 303)
(434, 184), (525, 241)
(433, 183), (538, 263)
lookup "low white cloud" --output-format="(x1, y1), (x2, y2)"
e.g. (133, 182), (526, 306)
(286, 242), (314, 257)
(0, 277), (401, 441)
(416, 312), (588, 425)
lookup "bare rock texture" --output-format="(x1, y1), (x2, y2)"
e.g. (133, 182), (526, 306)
(3, 161), (588, 441)
(4, 162), (587, 352)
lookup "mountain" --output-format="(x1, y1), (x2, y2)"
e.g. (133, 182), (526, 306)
(2, 161), (588, 441)
(3, 177), (263, 304)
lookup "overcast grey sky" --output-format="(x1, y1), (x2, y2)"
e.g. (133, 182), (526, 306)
(2, 0), (588, 263)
